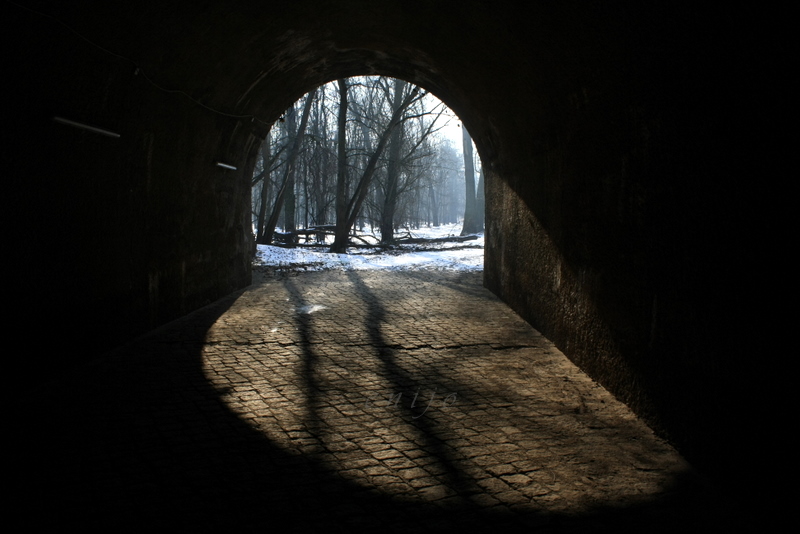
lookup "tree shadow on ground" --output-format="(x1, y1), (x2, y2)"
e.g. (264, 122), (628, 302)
(18, 272), (736, 533)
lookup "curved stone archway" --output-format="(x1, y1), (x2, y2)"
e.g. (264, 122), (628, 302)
(7, 0), (783, 497)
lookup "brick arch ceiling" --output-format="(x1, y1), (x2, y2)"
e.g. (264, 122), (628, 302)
(46, 0), (570, 177)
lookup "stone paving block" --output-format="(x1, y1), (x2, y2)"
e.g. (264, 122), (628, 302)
(24, 270), (732, 532)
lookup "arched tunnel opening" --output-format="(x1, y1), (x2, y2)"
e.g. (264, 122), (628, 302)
(250, 75), (484, 254)
(9, 1), (784, 528)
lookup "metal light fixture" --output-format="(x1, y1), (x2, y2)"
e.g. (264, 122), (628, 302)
(53, 116), (120, 138)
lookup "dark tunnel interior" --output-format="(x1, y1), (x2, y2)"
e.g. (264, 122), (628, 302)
(7, 0), (787, 526)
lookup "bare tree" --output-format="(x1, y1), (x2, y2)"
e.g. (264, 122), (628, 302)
(460, 126), (482, 235)
(379, 78), (407, 243)
(252, 76), (473, 251)
(330, 83), (422, 252)
(476, 166), (485, 231)
(332, 79), (350, 252)
(254, 131), (272, 243)
(263, 88), (317, 245)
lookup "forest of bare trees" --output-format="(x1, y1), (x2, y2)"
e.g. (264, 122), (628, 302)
(252, 76), (483, 252)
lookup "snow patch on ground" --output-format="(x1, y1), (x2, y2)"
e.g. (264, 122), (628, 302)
(254, 223), (484, 272)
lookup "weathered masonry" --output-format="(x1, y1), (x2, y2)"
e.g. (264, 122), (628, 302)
(7, 0), (784, 496)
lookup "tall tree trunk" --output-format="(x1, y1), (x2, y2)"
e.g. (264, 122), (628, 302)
(331, 84), (421, 252)
(476, 166), (485, 231)
(284, 104), (298, 242)
(264, 88), (317, 245)
(429, 181), (439, 227)
(331, 80), (350, 253)
(255, 134), (272, 243)
(379, 78), (406, 244)
(314, 94), (328, 241)
(460, 126), (480, 235)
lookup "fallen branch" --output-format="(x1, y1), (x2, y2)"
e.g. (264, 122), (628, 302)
(395, 234), (479, 245)
(272, 227), (380, 248)
(270, 228), (479, 249)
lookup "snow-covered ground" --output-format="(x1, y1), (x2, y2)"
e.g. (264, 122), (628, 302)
(254, 222), (483, 272)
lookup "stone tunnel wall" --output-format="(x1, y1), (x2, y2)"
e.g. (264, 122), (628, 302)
(7, 1), (258, 366)
(7, 0), (783, 490)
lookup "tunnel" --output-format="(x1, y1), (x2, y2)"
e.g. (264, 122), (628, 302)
(8, 0), (783, 515)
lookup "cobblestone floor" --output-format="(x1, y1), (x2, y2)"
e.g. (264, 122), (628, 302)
(23, 270), (731, 532)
